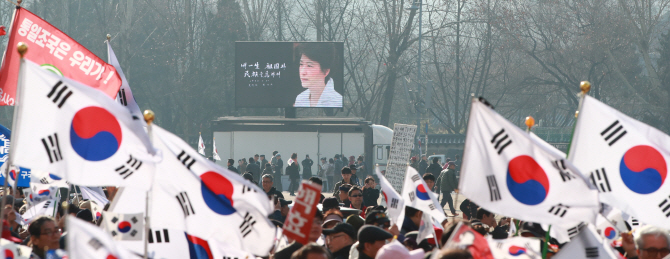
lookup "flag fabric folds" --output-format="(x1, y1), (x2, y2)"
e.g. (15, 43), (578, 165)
(459, 98), (599, 228)
(67, 216), (139, 259)
(12, 60), (157, 190)
(486, 236), (542, 259)
(212, 138), (220, 161)
(198, 133), (205, 156)
(101, 211), (144, 241)
(107, 41), (144, 123)
(401, 166), (447, 223)
(0, 8), (121, 106)
(569, 95), (670, 229)
(375, 166), (405, 229)
(551, 224), (620, 259)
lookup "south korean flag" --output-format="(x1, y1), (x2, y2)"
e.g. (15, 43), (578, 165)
(459, 98), (599, 228)
(102, 211), (143, 241)
(569, 95), (670, 229)
(11, 60), (158, 190)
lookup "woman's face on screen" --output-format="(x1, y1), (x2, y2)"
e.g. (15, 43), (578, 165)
(299, 54), (330, 89)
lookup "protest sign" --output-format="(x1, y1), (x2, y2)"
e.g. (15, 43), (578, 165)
(385, 124), (417, 193)
(283, 181), (321, 245)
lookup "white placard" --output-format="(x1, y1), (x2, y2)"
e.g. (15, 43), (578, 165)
(384, 124), (417, 193)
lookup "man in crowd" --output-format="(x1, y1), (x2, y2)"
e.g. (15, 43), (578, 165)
(289, 243), (330, 259)
(260, 154), (268, 168)
(322, 197), (341, 215)
(324, 223), (357, 259)
(246, 157), (261, 182)
(333, 167), (355, 200)
(262, 174), (284, 199)
(622, 225), (670, 259)
(357, 225), (393, 259)
(423, 173), (436, 192)
(254, 154), (261, 166)
(349, 164), (360, 186)
(273, 210), (324, 259)
(401, 207), (422, 235)
(334, 155), (344, 183)
(270, 198), (291, 222)
(302, 155), (314, 180)
(227, 159), (239, 174)
(287, 153), (301, 196)
(437, 162), (459, 216)
(348, 186), (366, 218)
(338, 184), (352, 207)
(426, 157), (442, 176)
(273, 153), (284, 191)
(419, 155), (428, 175)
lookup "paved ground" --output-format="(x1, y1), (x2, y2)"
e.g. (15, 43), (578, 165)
(280, 190), (466, 220)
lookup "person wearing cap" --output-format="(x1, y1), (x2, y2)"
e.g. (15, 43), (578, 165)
(273, 210), (325, 259)
(323, 212), (344, 229)
(348, 164), (360, 186)
(376, 240), (425, 259)
(437, 162), (459, 216)
(348, 186), (366, 218)
(227, 159), (239, 174)
(270, 198), (292, 222)
(356, 225), (393, 259)
(322, 197), (341, 215)
(323, 223), (357, 259)
(346, 214), (365, 233)
(338, 184), (352, 207)
(262, 174), (284, 199)
(333, 167), (355, 201)
(290, 243), (330, 259)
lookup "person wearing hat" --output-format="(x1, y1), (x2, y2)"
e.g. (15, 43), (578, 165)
(355, 225), (393, 259)
(333, 167), (355, 202)
(323, 223), (357, 259)
(376, 240), (425, 259)
(323, 212), (344, 229)
(436, 162), (459, 216)
(346, 214), (365, 233)
(349, 164), (360, 186)
(270, 198), (292, 222)
(322, 197), (341, 215)
(338, 184), (352, 207)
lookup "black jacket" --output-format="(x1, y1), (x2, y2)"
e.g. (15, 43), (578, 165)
(363, 188), (379, 207)
(287, 160), (300, 179)
(302, 158), (313, 179)
(331, 244), (353, 259)
(273, 242), (303, 259)
(426, 162), (442, 175)
(419, 160), (428, 175)
(265, 187), (284, 199)
(246, 163), (261, 178)
(227, 165), (239, 174)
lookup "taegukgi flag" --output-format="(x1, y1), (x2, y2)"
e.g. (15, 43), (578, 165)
(108, 41), (144, 123)
(459, 97), (599, 228)
(113, 124), (276, 256)
(0, 7), (122, 106)
(198, 133), (205, 156)
(67, 216), (137, 259)
(375, 166), (405, 228)
(402, 166), (447, 223)
(101, 211), (143, 241)
(551, 224), (620, 259)
(11, 60), (157, 190)
(212, 138), (221, 161)
(487, 236), (541, 259)
(569, 95), (670, 229)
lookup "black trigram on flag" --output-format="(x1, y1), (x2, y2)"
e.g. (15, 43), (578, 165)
(88, 238), (103, 250)
(585, 247), (599, 258)
(552, 160), (575, 182)
(223, 257), (239, 259)
(42, 200), (51, 208)
(491, 128), (513, 154)
(148, 229), (170, 243)
(117, 89), (128, 106)
(408, 191), (416, 202)
(601, 120), (627, 146)
(47, 81), (73, 108)
(658, 195), (670, 217)
(176, 192), (195, 217)
(589, 168), (611, 193)
(486, 175), (501, 202)
(115, 155), (143, 179)
(241, 184), (257, 194)
(41, 133), (62, 163)
(567, 222), (586, 239)
(548, 203), (569, 217)
(389, 198), (399, 209)
(177, 151), (196, 170)
(428, 204), (436, 210)
(239, 212), (256, 238)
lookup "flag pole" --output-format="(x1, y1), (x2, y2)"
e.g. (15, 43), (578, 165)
(0, 42), (27, 226)
(142, 110), (155, 259)
(565, 81), (591, 157)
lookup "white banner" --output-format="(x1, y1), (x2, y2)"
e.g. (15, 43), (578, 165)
(385, 124), (417, 193)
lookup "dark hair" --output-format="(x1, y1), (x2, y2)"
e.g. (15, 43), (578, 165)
(364, 176), (375, 184)
(28, 216), (55, 237)
(476, 208), (492, 220)
(341, 167), (352, 175)
(273, 151), (279, 156)
(291, 153), (298, 159)
(423, 173), (436, 182)
(406, 206), (421, 218)
(249, 157), (255, 163)
(255, 154), (259, 157)
(68, 203), (80, 215)
(296, 43), (336, 76)
(291, 243), (331, 259)
(243, 172), (254, 182)
(329, 158), (334, 163)
(262, 174), (274, 182)
(309, 177), (323, 186)
(260, 155), (265, 158)
(433, 157), (439, 163)
(315, 209), (324, 221)
(265, 163), (272, 168)
(348, 186), (362, 196)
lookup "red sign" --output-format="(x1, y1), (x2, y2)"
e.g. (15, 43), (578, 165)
(0, 8), (121, 106)
(283, 181), (321, 245)
(444, 222), (494, 259)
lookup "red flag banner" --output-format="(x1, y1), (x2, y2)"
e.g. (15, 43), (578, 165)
(443, 222), (494, 259)
(0, 8), (121, 105)
(0, 26), (6, 36)
(283, 181), (321, 245)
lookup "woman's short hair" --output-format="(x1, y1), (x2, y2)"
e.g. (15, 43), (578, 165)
(296, 43), (337, 80)
(291, 242), (331, 259)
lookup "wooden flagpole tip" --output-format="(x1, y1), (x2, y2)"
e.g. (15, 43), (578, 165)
(580, 81), (591, 94)
(143, 110), (155, 124)
(17, 42), (27, 58)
